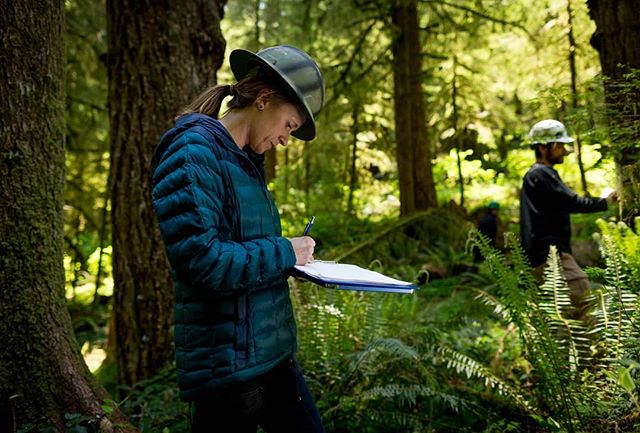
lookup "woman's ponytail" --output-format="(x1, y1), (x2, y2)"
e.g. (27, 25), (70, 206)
(176, 84), (233, 120)
(177, 70), (297, 121)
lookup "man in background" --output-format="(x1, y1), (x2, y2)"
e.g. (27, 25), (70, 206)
(520, 119), (617, 320)
(474, 201), (500, 263)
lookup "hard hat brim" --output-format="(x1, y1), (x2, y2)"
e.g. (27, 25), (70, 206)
(229, 48), (316, 141)
(531, 136), (575, 145)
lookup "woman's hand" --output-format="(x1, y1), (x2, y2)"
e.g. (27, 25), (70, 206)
(289, 236), (316, 265)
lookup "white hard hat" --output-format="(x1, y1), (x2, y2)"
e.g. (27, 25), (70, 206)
(528, 119), (574, 146)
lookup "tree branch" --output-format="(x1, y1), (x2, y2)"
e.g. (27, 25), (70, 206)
(425, 0), (535, 40)
(324, 48), (391, 109)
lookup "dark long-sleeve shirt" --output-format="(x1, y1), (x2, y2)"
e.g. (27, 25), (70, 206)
(478, 213), (498, 246)
(520, 163), (607, 267)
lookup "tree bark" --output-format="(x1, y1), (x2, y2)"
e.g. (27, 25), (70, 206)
(587, 0), (640, 226)
(107, 0), (227, 386)
(392, 0), (438, 216)
(0, 1), (133, 431)
(347, 103), (360, 215)
(452, 58), (464, 208)
(252, 0), (278, 183)
(567, 0), (589, 196)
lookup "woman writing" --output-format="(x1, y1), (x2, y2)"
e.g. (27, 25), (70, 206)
(150, 45), (325, 433)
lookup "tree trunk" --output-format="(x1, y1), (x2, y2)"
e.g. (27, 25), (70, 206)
(392, 0), (438, 216)
(587, 0), (640, 226)
(0, 1), (133, 431)
(567, 0), (589, 196)
(107, 0), (227, 386)
(251, 0), (278, 183)
(347, 103), (360, 215)
(452, 58), (464, 208)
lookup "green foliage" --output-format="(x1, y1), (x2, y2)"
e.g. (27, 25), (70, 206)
(425, 343), (529, 412)
(118, 367), (190, 433)
(472, 221), (640, 432)
(52, 0), (633, 431)
(537, 248), (590, 370)
(17, 412), (102, 433)
(593, 219), (640, 290)
(474, 234), (581, 431)
(290, 214), (531, 431)
(63, 0), (111, 308)
(291, 257), (467, 431)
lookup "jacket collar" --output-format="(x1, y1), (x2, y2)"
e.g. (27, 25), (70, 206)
(156, 113), (266, 182)
(153, 113), (264, 172)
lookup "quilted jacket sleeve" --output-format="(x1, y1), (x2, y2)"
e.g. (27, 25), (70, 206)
(528, 166), (608, 213)
(151, 131), (296, 293)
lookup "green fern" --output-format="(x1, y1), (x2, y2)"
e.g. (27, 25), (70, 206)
(425, 344), (530, 412)
(537, 246), (591, 369)
(595, 218), (640, 291)
(471, 221), (640, 431)
(474, 288), (512, 322)
(361, 383), (468, 413)
(471, 231), (584, 432)
(319, 336), (472, 432)
(591, 231), (638, 364)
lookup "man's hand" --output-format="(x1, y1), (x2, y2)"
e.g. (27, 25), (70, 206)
(606, 190), (619, 204)
(289, 236), (316, 265)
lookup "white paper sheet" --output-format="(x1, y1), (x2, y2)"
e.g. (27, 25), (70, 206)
(294, 260), (413, 287)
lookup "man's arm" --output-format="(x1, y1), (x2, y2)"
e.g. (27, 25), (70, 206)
(535, 166), (608, 213)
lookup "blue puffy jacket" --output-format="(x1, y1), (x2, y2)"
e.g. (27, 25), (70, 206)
(151, 113), (297, 401)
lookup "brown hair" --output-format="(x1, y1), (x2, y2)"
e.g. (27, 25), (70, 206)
(177, 69), (306, 122)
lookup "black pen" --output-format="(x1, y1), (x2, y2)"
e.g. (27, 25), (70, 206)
(303, 215), (315, 236)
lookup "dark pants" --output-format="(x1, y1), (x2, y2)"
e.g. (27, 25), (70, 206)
(191, 357), (325, 433)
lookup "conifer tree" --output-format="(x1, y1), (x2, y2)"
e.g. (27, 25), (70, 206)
(0, 1), (133, 430)
(587, 0), (640, 225)
(107, 0), (227, 386)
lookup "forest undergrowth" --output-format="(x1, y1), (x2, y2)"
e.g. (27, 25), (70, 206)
(66, 210), (640, 433)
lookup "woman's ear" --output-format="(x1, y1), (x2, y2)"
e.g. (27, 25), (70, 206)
(255, 89), (275, 111)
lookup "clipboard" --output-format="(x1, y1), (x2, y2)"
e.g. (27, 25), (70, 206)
(291, 261), (417, 294)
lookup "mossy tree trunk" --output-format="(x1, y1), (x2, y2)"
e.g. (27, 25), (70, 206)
(587, 0), (640, 226)
(392, 0), (438, 216)
(0, 1), (133, 431)
(107, 0), (227, 386)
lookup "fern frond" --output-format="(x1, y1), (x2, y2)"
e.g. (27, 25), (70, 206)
(362, 292), (385, 342)
(346, 337), (419, 376)
(591, 233), (639, 364)
(596, 219), (640, 291)
(361, 383), (468, 413)
(537, 246), (591, 370)
(425, 344), (531, 412)
(474, 288), (512, 321)
(469, 230), (537, 328)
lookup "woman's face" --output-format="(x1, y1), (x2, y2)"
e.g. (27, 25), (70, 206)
(248, 98), (304, 155)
